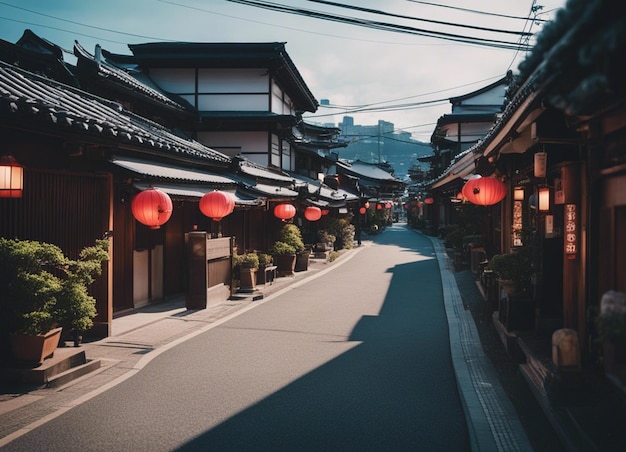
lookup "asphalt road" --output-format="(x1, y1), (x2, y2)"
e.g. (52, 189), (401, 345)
(2, 226), (470, 451)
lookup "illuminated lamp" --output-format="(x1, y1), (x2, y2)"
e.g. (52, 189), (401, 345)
(461, 176), (506, 206)
(304, 206), (322, 221)
(131, 188), (173, 229)
(385, 202), (392, 209)
(0, 155), (23, 198)
(538, 187), (550, 212)
(514, 187), (525, 201)
(274, 203), (296, 221)
(321, 209), (330, 216)
(376, 203), (382, 210)
(424, 197), (434, 205)
(199, 190), (235, 221)
(359, 207), (366, 215)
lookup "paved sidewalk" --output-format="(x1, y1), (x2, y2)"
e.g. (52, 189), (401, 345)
(1, 233), (531, 450)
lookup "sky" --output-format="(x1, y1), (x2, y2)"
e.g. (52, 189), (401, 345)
(0, 0), (567, 142)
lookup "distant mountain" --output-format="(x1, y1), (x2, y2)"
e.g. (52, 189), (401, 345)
(336, 135), (432, 180)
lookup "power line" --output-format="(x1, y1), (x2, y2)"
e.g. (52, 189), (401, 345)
(223, 0), (532, 51)
(306, 0), (533, 37)
(405, 0), (549, 23)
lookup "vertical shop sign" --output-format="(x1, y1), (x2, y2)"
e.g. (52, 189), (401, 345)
(565, 204), (577, 259)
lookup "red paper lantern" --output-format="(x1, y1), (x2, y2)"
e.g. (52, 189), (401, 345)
(462, 176), (506, 206)
(385, 202), (392, 209)
(359, 207), (366, 214)
(424, 197), (434, 205)
(274, 203), (296, 221)
(131, 188), (173, 229)
(304, 206), (322, 221)
(199, 190), (235, 221)
(321, 209), (330, 216)
(376, 203), (382, 210)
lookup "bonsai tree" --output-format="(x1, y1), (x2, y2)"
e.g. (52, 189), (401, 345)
(488, 248), (532, 291)
(0, 238), (109, 339)
(0, 238), (65, 336)
(241, 252), (259, 269)
(278, 223), (305, 254)
(270, 241), (297, 256)
(54, 239), (109, 342)
(258, 253), (273, 267)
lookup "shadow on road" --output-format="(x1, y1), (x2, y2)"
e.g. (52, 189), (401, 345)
(178, 229), (470, 451)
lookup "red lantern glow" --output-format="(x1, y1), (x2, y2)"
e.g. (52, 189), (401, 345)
(131, 188), (173, 229)
(304, 206), (322, 221)
(199, 190), (235, 221)
(359, 207), (366, 214)
(274, 203), (296, 221)
(321, 209), (330, 216)
(376, 203), (382, 210)
(385, 202), (392, 209)
(424, 197), (434, 205)
(461, 176), (506, 206)
(0, 155), (23, 198)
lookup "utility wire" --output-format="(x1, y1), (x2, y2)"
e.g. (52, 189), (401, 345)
(306, 0), (533, 36)
(405, 0), (549, 23)
(223, 0), (532, 51)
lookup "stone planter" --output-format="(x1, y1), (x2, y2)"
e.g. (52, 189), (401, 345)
(274, 254), (296, 277)
(10, 327), (63, 365)
(295, 250), (310, 272)
(239, 266), (257, 292)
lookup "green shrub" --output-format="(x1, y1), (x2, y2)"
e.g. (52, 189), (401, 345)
(0, 238), (108, 336)
(271, 241), (296, 256)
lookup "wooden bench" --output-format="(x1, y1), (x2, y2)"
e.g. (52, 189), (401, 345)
(262, 265), (277, 285)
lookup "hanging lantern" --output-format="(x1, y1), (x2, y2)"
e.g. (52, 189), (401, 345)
(131, 188), (173, 229)
(304, 206), (322, 221)
(321, 209), (330, 216)
(385, 202), (392, 209)
(274, 203), (296, 221)
(462, 176), (506, 206)
(424, 197), (434, 205)
(359, 207), (366, 215)
(376, 203), (382, 210)
(0, 155), (24, 198)
(199, 190), (235, 221)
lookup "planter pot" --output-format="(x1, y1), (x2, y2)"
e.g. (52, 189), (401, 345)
(239, 266), (257, 291)
(295, 251), (310, 272)
(10, 327), (63, 365)
(274, 254), (296, 277)
(497, 279), (518, 296)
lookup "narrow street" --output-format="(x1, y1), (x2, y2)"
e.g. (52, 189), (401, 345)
(2, 226), (470, 451)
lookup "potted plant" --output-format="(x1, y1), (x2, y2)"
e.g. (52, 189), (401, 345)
(55, 239), (109, 346)
(238, 252), (259, 292)
(271, 223), (305, 276)
(270, 240), (297, 277)
(0, 238), (108, 363)
(488, 248), (532, 295)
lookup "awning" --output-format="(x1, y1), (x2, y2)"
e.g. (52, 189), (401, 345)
(112, 157), (237, 185)
(430, 151), (477, 190)
(134, 182), (262, 206)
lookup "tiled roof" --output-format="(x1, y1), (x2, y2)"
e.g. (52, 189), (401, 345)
(111, 157), (237, 184)
(74, 42), (192, 112)
(0, 61), (230, 164)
